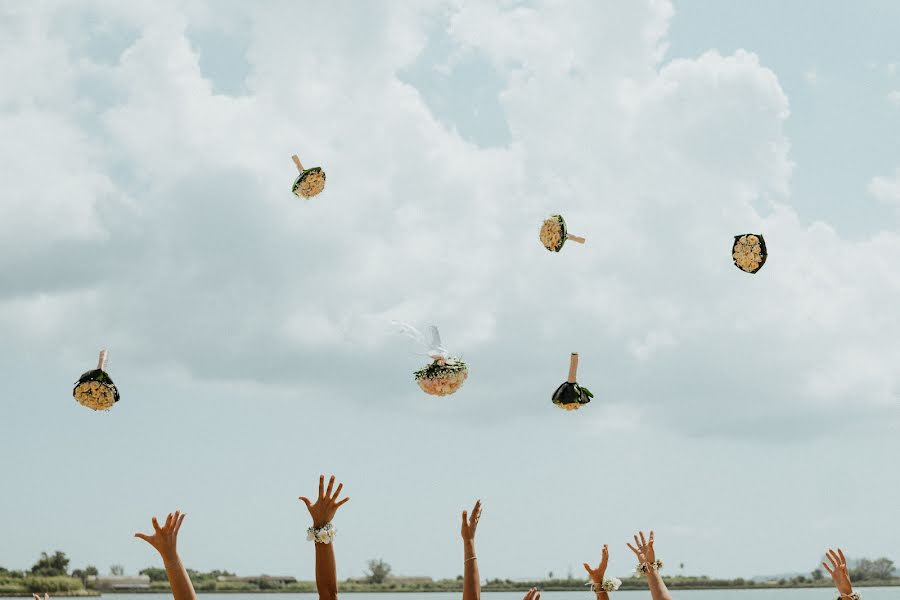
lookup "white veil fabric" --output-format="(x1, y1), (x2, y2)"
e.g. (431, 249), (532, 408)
(392, 321), (450, 363)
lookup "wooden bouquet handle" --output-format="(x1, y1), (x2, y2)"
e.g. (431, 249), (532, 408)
(567, 234), (586, 244)
(291, 154), (304, 172)
(97, 349), (109, 371)
(567, 352), (579, 383)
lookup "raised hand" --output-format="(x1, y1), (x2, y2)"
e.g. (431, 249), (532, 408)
(299, 474), (349, 529)
(823, 548), (854, 596)
(460, 499), (482, 541)
(522, 588), (540, 600)
(583, 544), (610, 584)
(626, 530), (656, 565)
(134, 511), (185, 558)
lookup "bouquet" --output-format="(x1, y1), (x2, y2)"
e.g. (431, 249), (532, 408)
(540, 214), (585, 252)
(552, 352), (592, 410)
(395, 322), (469, 396)
(732, 233), (767, 273)
(291, 154), (326, 198)
(72, 350), (120, 411)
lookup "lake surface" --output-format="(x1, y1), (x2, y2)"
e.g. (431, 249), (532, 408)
(4, 590), (892, 600)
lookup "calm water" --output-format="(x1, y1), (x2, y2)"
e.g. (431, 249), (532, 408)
(4, 591), (891, 600)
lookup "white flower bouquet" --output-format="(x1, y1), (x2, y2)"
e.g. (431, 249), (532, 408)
(72, 350), (120, 411)
(395, 322), (469, 397)
(415, 357), (469, 396)
(291, 154), (326, 199)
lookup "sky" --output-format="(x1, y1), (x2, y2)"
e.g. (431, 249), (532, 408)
(1, 0), (899, 583)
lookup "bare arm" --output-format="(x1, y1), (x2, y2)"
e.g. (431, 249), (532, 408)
(823, 548), (857, 599)
(300, 474), (349, 600)
(627, 530), (672, 600)
(460, 500), (481, 600)
(134, 511), (196, 600)
(583, 544), (613, 600)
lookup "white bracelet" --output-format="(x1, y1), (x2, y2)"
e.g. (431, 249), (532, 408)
(635, 559), (663, 575)
(837, 593), (860, 600)
(586, 577), (622, 593)
(306, 522), (336, 544)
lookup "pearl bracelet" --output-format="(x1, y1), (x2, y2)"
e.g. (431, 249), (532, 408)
(307, 522), (336, 544)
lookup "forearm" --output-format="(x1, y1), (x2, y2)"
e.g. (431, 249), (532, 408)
(646, 571), (673, 600)
(315, 543), (338, 600)
(462, 540), (479, 600)
(160, 551), (196, 600)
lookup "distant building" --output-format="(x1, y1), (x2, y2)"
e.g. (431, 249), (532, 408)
(216, 575), (297, 584)
(88, 575), (151, 590)
(345, 576), (434, 584)
(386, 576), (433, 584)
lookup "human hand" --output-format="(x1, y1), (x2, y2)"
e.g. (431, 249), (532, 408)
(134, 511), (185, 559)
(522, 588), (540, 600)
(823, 548), (853, 596)
(626, 530), (656, 566)
(299, 474), (349, 529)
(583, 544), (610, 584)
(460, 500), (482, 542)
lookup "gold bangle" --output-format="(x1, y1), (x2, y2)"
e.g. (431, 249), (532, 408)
(465, 556), (477, 562)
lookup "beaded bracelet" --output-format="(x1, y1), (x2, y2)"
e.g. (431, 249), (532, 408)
(837, 593), (860, 600)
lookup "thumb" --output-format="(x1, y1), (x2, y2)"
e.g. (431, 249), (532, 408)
(583, 563), (593, 574)
(134, 533), (152, 543)
(298, 497), (312, 509)
(461, 510), (468, 529)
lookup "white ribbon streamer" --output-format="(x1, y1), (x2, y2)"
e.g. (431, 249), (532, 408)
(392, 321), (450, 362)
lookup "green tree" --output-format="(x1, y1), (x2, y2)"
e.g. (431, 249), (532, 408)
(365, 559), (391, 584)
(110, 565), (125, 576)
(811, 568), (824, 581)
(30, 552), (70, 577)
(140, 567), (168, 582)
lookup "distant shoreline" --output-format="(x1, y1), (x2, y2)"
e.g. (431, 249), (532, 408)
(5, 581), (899, 595)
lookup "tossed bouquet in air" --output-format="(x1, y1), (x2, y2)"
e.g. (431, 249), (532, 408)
(395, 322), (468, 396)
(290, 153), (326, 199)
(73, 350), (120, 411)
(552, 352), (592, 410)
(540, 214), (585, 252)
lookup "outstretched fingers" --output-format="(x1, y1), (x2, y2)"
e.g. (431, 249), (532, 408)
(522, 587), (540, 600)
(174, 512), (186, 534)
(469, 500), (482, 529)
(318, 474), (325, 499)
(325, 475), (335, 498)
(335, 496), (350, 508)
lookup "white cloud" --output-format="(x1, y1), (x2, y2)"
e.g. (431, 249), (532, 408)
(889, 89), (900, 106)
(1, 0), (899, 445)
(868, 169), (900, 204)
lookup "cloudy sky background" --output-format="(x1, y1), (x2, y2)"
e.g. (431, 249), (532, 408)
(1, 0), (899, 582)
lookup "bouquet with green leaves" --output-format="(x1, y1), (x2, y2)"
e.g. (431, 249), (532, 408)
(540, 214), (585, 252)
(73, 350), (120, 411)
(552, 352), (592, 410)
(291, 154), (326, 198)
